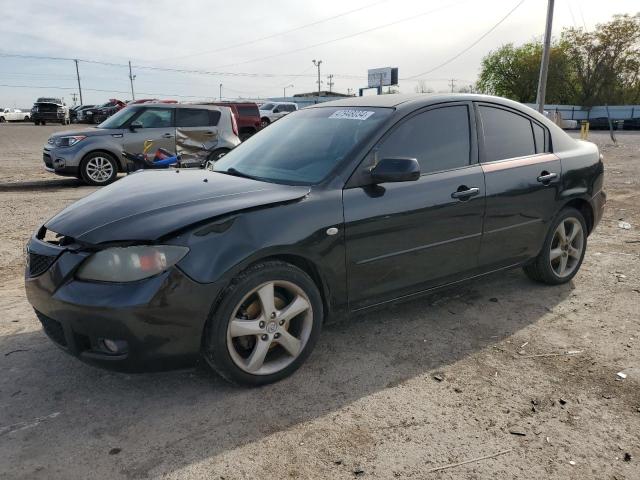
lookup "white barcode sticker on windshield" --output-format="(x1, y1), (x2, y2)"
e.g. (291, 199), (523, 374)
(329, 109), (375, 121)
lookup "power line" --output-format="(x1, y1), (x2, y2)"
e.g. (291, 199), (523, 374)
(152, 0), (391, 62)
(405, 0), (526, 79)
(0, 52), (364, 80)
(0, 83), (211, 98)
(208, 0), (470, 69)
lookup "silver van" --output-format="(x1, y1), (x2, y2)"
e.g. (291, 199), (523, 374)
(43, 103), (240, 185)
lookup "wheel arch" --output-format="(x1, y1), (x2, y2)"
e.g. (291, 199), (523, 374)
(251, 254), (331, 322)
(81, 148), (124, 171)
(560, 197), (594, 234)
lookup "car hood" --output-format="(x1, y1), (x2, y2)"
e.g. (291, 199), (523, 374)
(50, 127), (117, 138)
(45, 170), (310, 244)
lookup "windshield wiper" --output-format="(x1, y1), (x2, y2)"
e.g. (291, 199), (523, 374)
(219, 167), (258, 180)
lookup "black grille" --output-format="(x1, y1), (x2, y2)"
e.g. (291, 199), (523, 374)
(36, 312), (67, 347)
(43, 153), (53, 168)
(28, 252), (57, 277)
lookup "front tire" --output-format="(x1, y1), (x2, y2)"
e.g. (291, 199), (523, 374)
(80, 152), (118, 186)
(523, 207), (587, 285)
(260, 117), (270, 128)
(203, 261), (323, 386)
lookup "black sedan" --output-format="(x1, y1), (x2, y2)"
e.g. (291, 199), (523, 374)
(25, 94), (606, 386)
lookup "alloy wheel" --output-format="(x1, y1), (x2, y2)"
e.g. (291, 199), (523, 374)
(226, 280), (313, 376)
(549, 217), (584, 278)
(85, 156), (114, 183)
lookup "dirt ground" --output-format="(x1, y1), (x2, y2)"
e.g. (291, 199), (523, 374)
(0, 123), (638, 480)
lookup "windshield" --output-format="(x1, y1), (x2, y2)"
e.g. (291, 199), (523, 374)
(214, 106), (392, 185)
(260, 103), (274, 111)
(98, 106), (141, 129)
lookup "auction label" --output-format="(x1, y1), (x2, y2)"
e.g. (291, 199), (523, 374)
(329, 110), (375, 121)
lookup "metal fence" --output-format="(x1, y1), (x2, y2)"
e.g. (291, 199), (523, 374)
(524, 104), (640, 121)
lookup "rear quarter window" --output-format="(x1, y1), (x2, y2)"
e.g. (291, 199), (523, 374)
(237, 105), (259, 117)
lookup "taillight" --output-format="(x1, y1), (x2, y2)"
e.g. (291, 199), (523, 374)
(231, 112), (238, 136)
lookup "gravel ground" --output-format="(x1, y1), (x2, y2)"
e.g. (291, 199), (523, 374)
(0, 123), (638, 480)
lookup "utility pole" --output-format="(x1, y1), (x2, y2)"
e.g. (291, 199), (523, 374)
(327, 74), (334, 93)
(74, 59), (83, 105)
(219, 83), (223, 101)
(449, 78), (456, 93)
(536, 0), (555, 113)
(312, 59), (322, 102)
(283, 84), (294, 98)
(128, 61), (136, 101)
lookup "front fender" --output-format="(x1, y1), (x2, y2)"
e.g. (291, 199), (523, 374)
(173, 189), (348, 314)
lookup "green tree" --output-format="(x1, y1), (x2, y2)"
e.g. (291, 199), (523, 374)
(476, 13), (640, 105)
(476, 41), (575, 104)
(562, 13), (640, 105)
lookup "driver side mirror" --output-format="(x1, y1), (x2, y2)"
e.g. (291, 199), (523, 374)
(129, 121), (143, 131)
(370, 157), (420, 184)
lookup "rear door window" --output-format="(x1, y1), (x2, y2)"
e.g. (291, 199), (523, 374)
(176, 108), (213, 127)
(479, 106), (536, 161)
(377, 105), (471, 175)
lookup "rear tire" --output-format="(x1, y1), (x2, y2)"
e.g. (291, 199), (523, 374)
(80, 152), (118, 186)
(0, 117), (5, 123)
(523, 207), (587, 285)
(203, 260), (323, 386)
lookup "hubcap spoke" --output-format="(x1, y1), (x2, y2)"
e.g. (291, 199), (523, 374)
(229, 317), (265, 337)
(556, 223), (567, 243)
(278, 295), (310, 323)
(256, 282), (276, 317)
(245, 338), (271, 372)
(550, 248), (562, 261)
(558, 254), (568, 274)
(568, 246), (581, 259)
(276, 330), (301, 357)
(568, 223), (581, 242)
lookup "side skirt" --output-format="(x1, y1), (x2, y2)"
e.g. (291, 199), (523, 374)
(351, 261), (526, 313)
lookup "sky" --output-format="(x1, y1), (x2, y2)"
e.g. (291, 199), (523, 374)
(0, 0), (638, 108)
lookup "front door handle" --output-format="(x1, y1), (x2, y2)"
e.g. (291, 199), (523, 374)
(451, 186), (480, 200)
(204, 131), (215, 136)
(161, 133), (173, 139)
(537, 171), (558, 183)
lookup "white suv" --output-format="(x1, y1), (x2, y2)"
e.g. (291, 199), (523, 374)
(259, 102), (298, 128)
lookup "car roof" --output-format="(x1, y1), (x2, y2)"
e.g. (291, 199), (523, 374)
(306, 93), (534, 110)
(141, 103), (227, 112)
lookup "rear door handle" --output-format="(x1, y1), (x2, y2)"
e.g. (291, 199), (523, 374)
(537, 172), (558, 183)
(204, 131), (215, 136)
(161, 133), (173, 139)
(451, 187), (480, 200)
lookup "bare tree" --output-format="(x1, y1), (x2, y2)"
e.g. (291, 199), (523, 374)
(414, 80), (433, 94)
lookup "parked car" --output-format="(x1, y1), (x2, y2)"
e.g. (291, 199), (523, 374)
(42, 103), (240, 185)
(69, 105), (95, 123)
(622, 118), (640, 130)
(71, 105), (95, 123)
(258, 101), (298, 128)
(212, 102), (261, 140)
(25, 94), (605, 386)
(0, 108), (30, 122)
(31, 97), (70, 125)
(587, 117), (621, 130)
(83, 99), (126, 124)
